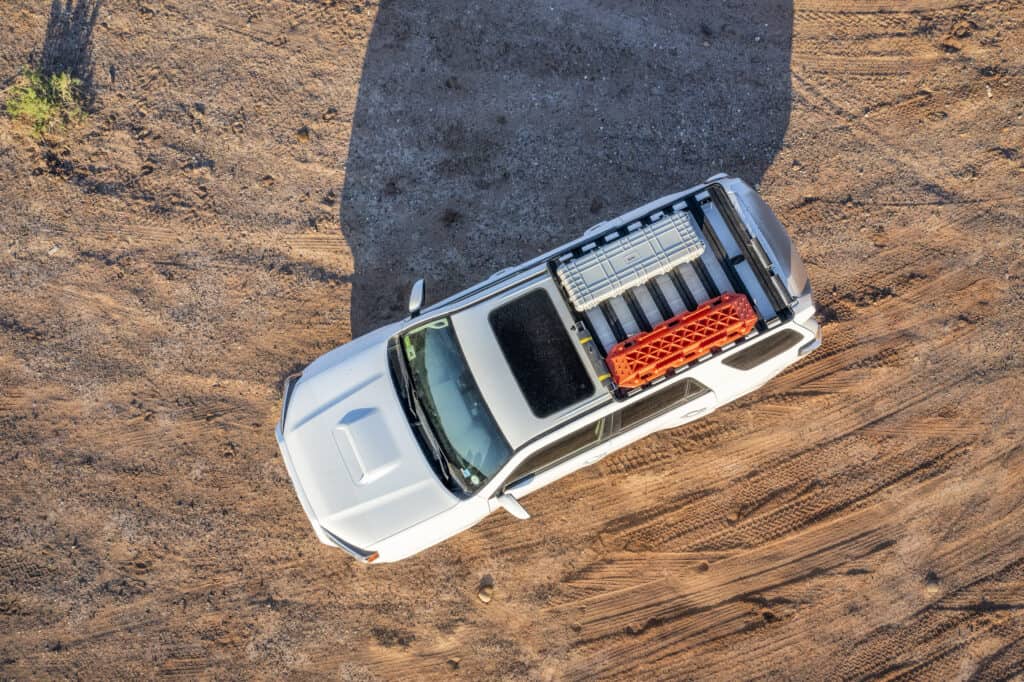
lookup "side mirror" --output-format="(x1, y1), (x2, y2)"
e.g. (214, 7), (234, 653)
(496, 493), (530, 520)
(408, 278), (425, 317)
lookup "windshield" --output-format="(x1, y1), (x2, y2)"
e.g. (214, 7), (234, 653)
(400, 318), (512, 493)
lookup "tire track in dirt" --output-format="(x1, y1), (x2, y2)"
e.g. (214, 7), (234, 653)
(838, 484), (1024, 679)
(788, 58), (1018, 213)
(607, 377), (964, 555)
(797, 0), (1001, 11)
(460, 358), (994, 591)
(546, 442), (1024, 679)
(793, 53), (945, 77)
(553, 513), (900, 677)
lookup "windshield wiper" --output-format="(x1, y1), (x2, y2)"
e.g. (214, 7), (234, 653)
(397, 350), (458, 486)
(392, 347), (420, 421)
(400, 370), (420, 422)
(428, 439), (453, 482)
(415, 401), (454, 484)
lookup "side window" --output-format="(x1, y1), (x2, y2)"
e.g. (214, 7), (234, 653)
(722, 329), (803, 370)
(617, 378), (709, 432)
(503, 418), (605, 488)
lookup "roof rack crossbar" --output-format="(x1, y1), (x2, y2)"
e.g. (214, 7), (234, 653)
(623, 289), (652, 333)
(646, 280), (673, 321)
(599, 301), (627, 342)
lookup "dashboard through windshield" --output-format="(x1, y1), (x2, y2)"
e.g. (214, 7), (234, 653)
(398, 318), (512, 493)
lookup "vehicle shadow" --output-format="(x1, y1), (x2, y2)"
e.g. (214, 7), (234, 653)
(341, 0), (793, 335)
(38, 0), (102, 105)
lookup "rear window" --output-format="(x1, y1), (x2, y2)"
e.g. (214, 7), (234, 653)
(488, 289), (595, 418)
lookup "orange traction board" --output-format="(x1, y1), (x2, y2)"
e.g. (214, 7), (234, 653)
(605, 293), (758, 388)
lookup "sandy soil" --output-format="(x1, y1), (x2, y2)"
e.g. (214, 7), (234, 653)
(2, 0), (1023, 679)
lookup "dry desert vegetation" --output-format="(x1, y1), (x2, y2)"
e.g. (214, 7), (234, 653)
(1, 0), (1023, 679)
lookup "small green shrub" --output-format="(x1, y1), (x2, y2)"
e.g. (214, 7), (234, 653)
(4, 66), (85, 136)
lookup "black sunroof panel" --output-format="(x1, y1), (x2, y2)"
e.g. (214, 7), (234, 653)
(488, 289), (595, 418)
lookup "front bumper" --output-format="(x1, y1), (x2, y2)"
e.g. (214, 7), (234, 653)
(276, 372), (377, 563)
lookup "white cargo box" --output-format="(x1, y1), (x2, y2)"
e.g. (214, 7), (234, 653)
(557, 212), (705, 312)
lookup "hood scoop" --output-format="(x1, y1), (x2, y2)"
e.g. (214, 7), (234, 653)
(332, 408), (400, 485)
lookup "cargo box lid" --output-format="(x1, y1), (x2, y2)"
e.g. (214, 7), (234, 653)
(556, 212), (705, 312)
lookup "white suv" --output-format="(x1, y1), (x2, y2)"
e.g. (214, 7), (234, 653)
(276, 174), (820, 563)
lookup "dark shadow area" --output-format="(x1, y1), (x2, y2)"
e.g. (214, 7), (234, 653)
(39, 0), (101, 104)
(341, 0), (793, 335)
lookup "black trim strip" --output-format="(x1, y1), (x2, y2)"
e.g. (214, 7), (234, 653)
(321, 526), (376, 562)
(692, 257), (720, 299)
(279, 373), (302, 429)
(667, 268), (698, 310)
(623, 290), (652, 333)
(580, 318), (607, 358)
(646, 281), (673, 321)
(600, 301), (627, 342)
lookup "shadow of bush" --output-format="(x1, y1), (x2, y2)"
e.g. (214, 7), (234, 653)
(39, 0), (101, 106)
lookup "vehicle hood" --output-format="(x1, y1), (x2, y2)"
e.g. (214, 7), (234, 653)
(279, 324), (457, 549)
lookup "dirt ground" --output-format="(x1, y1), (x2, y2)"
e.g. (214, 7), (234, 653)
(2, 0), (1023, 679)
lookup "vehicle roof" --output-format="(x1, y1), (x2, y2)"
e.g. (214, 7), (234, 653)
(451, 272), (610, 449)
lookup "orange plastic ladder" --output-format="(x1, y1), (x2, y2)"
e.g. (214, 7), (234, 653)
(605, 293), (758, 388)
